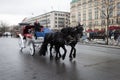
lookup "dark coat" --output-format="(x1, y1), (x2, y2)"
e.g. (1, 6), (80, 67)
(34, 22), (41, 31)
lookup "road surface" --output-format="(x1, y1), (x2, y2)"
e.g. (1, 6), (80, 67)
(0, 37), (120, 80)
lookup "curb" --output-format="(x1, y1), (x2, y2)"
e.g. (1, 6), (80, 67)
(78, 42), (120, 49)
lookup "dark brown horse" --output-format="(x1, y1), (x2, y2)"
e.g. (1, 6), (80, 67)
(61, 24), (84, 60)
(39, 32), (67, 60)
(39, 24), (83, 60)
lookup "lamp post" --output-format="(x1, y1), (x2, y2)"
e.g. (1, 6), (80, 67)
(106, 17), (109, 45)
(45, 13), (48, 28)
(43, 10), (48, 28)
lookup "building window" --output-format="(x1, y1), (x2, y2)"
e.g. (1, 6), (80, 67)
(88, 13), (92, 20)
(82, 0), (86, 4)
(77, 3), (81, 7)
(55, 13), (57, 16)
(88, 3), (92, 7)
(101, 20), (106, 25)
(55, 25), (57, 27)
(117, 10), (120, 17)
(109, 12), (113, 17)
(117, 2), (120, 16)
(82, 4), (86, 9)
(109, 0), (114, 2)
(78, 12), (81, 22)
(88, 0), (92, 3)
(95, 13), (98, 19)
(117, 2), (120, 9)
(94, 1), (98, 7)
(88, 22), (92, 29)
(94, 8), (99, 19)
(88, 9), (92, 20)
(83, 10), (86, 21)
(116, 18), (120, 24)
(71, 5), (76, 8)
(95, 21), (98, 26)
(55, 21), (57, 23)
(55, 17), (57, 19)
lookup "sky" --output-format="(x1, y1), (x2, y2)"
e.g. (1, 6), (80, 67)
(0, 0), (71, 26)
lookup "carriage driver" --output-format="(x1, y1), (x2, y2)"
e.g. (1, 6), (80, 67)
(34, 20), (44, 39)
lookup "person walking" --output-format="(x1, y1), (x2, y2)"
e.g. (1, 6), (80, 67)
(116, 34), (120, 46)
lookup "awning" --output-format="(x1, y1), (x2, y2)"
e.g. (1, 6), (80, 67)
(86, 29), (93, 32)
(93, 29), (99, 32)
(109, 26), (120, 30)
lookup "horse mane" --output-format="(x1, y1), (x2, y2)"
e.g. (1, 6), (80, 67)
(61, 25), (83, 37)
(61, 27), (75, 37)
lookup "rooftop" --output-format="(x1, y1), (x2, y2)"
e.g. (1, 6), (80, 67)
(71, 0), (79, 4)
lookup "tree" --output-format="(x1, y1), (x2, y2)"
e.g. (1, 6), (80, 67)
(0, 21), (9, 33)
(97, 0), (116, 45)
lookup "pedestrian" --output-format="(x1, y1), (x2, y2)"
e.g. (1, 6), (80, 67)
(116, 34), (120, 46)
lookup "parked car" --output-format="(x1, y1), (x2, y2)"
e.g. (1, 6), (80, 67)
(3, 32), (12, 37)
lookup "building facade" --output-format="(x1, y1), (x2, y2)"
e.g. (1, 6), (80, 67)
(23, 11), (70, 30)
(70, 0), (120, 31)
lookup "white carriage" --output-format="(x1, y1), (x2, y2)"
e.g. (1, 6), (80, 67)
(18, 23), (52, 56)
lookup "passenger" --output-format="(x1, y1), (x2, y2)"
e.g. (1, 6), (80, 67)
(23, 25), (30, 39)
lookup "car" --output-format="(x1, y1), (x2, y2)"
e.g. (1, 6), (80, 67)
(3, 32), (11, 36)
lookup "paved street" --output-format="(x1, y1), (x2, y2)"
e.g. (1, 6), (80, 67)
(0, 37), (120, 80)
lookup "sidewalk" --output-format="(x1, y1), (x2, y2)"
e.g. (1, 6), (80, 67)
(79, 39), (120, 49)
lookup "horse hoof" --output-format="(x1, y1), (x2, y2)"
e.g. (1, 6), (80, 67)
(20, 47), (24, 53)
(59, 55), (62, 58)
(73, 54), (76, 58)
(42, 53), (46, 56)
(50, 56), (53, 60)
(39, 52), (43, 56)
(69, 55), (72, 59)
(55, 57), (58, 60)
(62, 56), (65, 60)
(69, 58), (73, 61)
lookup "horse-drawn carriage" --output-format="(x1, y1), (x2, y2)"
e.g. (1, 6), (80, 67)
(18, 22), (84, 60)
(18, 22), (52, 56)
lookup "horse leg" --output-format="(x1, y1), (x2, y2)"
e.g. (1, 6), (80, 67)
(49, 44), (53, 60)
(69, 46), (74, 60)
(39, 42), (48, 56)
(58, 49), (61, 58)
(62, 45), (67, 60)
(54, 46), (61, 58)
(73, 47), (76, 58)
(55, 46), (59, 60)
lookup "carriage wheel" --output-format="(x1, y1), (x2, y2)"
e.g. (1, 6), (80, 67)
(29, 41), (35, 56)
(18, 35), (24, 51)
(18, 38), (22, 49)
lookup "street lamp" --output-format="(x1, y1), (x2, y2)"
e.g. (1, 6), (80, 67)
(45, 14), (48, 28)
(42, 10), (48, 28)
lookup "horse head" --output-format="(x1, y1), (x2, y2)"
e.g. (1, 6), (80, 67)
(61, 27), (74, 37)
(74, 24), (84, 38)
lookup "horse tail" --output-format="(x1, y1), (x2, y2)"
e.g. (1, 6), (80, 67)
(39, 42), (48, 56)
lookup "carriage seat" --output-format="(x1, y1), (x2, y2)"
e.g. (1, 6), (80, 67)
(35, 32), (45, 37)
(23, 34), (32, 39)
(35, 28), (52, 38)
